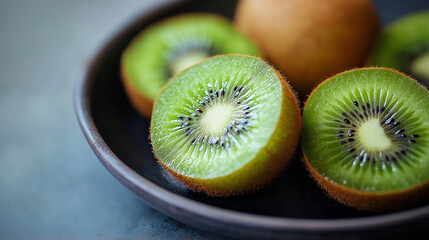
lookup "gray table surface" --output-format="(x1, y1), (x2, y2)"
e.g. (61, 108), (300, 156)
(1, 0), (428, 239)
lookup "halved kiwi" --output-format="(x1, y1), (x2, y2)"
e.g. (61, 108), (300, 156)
(369, 10), (429, 85)
(302, 68), (429, 211)
(121, 13), (259, 118)
(150, 54), (301, 196)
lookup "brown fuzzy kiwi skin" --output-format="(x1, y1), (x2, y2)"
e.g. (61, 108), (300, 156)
(121, 66), (154, 118)
(302, 67), (429, 212)
(150, 55), (302, 196)
(235, 0), (380, 98)
(304, 157), (429, 212)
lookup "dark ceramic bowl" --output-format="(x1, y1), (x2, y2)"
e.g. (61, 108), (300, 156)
(75, 0), (429, 239)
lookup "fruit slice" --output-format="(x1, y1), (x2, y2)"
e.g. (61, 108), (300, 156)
(369, 10), (429, 85)
(150, 55), (301, 196)
(121, 13), (259, 118)
(302, 68), (429, 211)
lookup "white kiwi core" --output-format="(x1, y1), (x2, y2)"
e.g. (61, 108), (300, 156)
(171, 51), (209, 76)
(200, 103), (235, 136)
(358, 118), (392, 151)
(411, 51), (429, 80)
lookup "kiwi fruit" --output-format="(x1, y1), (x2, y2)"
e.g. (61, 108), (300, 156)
(121, 13), (259, 118)
(302, 67), (429, 211)
(150, 54), (301, 196)
(369, 10), (429, 85)
(234, 0), (380, 98)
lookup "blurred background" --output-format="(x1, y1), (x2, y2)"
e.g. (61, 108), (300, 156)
(0, 0), (428, 239)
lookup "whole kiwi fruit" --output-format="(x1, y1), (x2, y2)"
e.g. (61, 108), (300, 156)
(150, 54), (301, 196)
(121, 13), (259, 118)
(234, 0), (380, 98)
(302, 67), (429, 211)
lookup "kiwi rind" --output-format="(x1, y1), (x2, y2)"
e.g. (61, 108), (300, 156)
(302, 67), (429, 211)
(369, 10), (429, 83)
(307, 160), (429, 211)
(150, 54), (301, 196)
(121, 13), (259, 118)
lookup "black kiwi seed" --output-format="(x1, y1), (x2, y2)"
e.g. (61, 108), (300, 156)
(395, 129), (405, 134)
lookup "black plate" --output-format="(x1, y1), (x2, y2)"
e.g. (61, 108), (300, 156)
(75, 0), (429, 239)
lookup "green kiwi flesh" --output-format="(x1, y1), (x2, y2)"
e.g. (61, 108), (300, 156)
(121, 13), (259, 117)
(369, 10), (429, 83)
(302, 68), (429, 210)
(150, 55), (301, 196)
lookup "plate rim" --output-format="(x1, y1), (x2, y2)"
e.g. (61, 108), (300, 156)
(73, 0), (429, 238)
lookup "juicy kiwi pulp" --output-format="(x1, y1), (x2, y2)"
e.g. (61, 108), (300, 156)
(121, 13), (259, 117)
(151, 55), (301, 195)
(303, 68), (429, 197)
